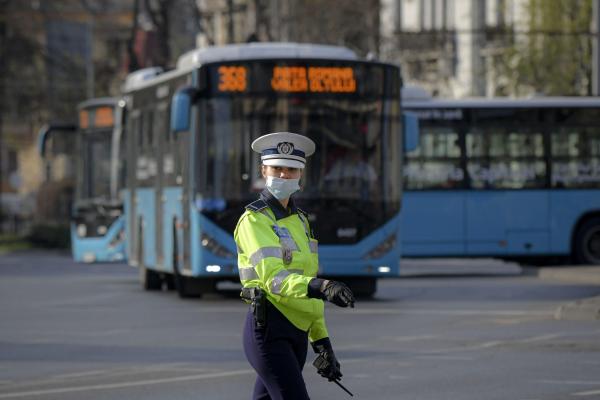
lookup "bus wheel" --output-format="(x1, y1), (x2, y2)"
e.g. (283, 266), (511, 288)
(174, 274), (205, 298)
(164, 274), (176, 291)
(173, 236), (203, 298)
(139, 265), (162, 290)
(138, 231), (162, 290)
(574, 217), (600, 265)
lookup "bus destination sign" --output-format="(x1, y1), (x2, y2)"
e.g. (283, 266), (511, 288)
(217, 66), (247, 92)
(271, 66), (356, 93)
(79, 106), (114, 129)
(217, 65), (357, 94)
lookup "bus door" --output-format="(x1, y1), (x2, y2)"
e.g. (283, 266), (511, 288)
(180, 129), (191, 274)
(151, 101), (173, 268)
(465, 109), (550, 256)
(167, 83), (193, 276)
(401, 113), (467, 256)
(127, 109), (141, 264)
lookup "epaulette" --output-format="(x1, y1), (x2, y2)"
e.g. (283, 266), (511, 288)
(245, 199), (268, 212)
(297, 207), (309, 218)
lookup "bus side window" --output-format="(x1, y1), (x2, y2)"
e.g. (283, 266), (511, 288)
(404, 117), (463, 190)
(550, 108), (600, 189)
(466, 108), (546, 190)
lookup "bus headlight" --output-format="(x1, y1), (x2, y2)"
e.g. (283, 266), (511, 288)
(77, 224), (87, 237)
(201, 233), (235, 258)
(97, 225), (108, 235)
(364, 234), (396, 260)
(206, 265), (221, 272)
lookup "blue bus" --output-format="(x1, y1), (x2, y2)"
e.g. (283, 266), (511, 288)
(39, 98), (127, 262)
(401, 88), (600, 264)
(121, 43), (418, 297)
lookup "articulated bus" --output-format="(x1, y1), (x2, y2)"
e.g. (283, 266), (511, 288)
(39, 98), (127, 262)
(401, 88), (600, 264)
(122, 42), (418, 297)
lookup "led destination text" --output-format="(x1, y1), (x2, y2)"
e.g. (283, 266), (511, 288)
(217, 65), (357, 93)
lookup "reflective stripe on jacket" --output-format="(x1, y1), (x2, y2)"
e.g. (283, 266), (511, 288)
(234, 205), (328, 342)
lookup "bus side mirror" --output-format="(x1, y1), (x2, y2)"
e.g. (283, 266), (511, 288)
(170, 86), (197, 133)
(37, 124), (76, 157)
(403, 112), (419, 152)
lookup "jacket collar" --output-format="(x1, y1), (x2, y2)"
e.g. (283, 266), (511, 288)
(259, 189), (298, 220)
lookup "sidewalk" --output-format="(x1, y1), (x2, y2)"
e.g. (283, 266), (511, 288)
(534, 265), (600, 321)
(537, 265), (600, 285)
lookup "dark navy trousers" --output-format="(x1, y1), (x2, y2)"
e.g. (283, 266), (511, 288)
(243, 301), (310, 400)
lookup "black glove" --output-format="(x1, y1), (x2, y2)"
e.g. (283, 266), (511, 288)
(312, 337), (342, 381)
(308, 278), (355, 308)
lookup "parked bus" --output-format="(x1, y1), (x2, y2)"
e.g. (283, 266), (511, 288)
(122, 42), (418, 297)
(39, 98), (127, 262)
(401, 87), (600, 264)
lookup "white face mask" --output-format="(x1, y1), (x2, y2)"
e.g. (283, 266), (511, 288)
(265, 176), (300, 200)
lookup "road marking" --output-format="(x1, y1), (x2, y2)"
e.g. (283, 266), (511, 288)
(391, 334), (439, 342)
(422, 333), (561, 355)
(582, 361), (600, 366)
(50, 370), (110, 379)
(572, 388), (600, 396)
(416, 355), (474, 361)
(519, 334), (562, 343)
(0, 366), (210, 390)
(335, 335), (438, 351)
(345, 308), (552, 317)
(537, 380), (600, 386)
(335, 343), (381, 351)
(0, 369), (254, 399)
(396, 361), (414, 367)
(388, 375), (408, 380)
(425, 340), (503, 354)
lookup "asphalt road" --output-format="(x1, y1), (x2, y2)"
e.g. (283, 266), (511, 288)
(1, 250), (600, 400)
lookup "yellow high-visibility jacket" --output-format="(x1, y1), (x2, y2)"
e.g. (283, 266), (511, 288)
(234, 193), (328, 342)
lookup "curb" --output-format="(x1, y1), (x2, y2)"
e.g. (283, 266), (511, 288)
(537, 266), (600, 285)
(532, 266), (600, 321)
(554, 296), (600, 321)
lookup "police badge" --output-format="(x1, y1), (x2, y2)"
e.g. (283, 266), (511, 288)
(282, 247), (293, 265)
(277, 142), (294, 155)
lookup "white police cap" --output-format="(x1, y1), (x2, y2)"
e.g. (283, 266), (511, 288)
(251, 132), (316, 169)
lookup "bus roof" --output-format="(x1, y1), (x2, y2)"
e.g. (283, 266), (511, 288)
(401, 86), (600, 108)
(123, 42), (359, 93)
(176, 42), (358, 70)
(404, 97), (600, 108)
(77, 97), (117, 110)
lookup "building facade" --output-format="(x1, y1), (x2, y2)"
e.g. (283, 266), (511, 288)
(195, 0), (380, 57)
(380, 0), (533, 97)
(0, 1), (134, 234)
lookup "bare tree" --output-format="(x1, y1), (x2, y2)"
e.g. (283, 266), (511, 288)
(127, 0), (141, 71)
(284, 0), (380, 57)
(0, 0), (8, 225)
(144, 0), (171, 67)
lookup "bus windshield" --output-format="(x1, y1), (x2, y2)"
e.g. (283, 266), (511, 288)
(76, 130), (112, 203)
(196, 95), (401, 244)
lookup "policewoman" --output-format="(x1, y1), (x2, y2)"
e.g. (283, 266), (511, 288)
(234, 132), (356, 400)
